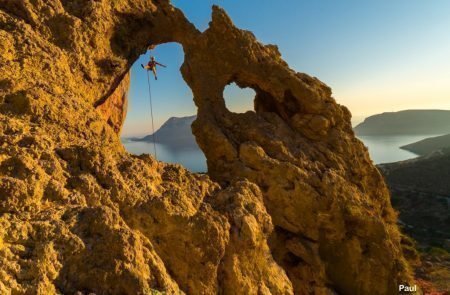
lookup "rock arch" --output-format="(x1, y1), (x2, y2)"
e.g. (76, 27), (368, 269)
(0, 1), (413, 294)
(179, 7), (411, 293)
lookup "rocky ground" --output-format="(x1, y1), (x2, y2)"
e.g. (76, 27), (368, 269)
(380, 153), (450, 294)
(1, 0), (414, 294)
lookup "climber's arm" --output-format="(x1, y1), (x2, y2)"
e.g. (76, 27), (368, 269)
(156, 62), (166, 67)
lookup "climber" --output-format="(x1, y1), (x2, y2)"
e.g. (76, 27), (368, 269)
(141, 56), (166, 80)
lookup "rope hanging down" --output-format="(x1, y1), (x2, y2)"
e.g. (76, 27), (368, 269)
(146, 71), (158, 160)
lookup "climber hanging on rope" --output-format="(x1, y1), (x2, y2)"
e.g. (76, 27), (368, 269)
(141, 56), (166, 80)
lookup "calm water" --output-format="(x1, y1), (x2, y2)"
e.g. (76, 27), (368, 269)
(122, 134), (440, 172)
(357, 134), (442, 164)
(122, 140), (207, 172)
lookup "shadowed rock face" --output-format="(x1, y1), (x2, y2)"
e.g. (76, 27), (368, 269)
(0, 0), (412, 294)
(95, 72), (130, 133)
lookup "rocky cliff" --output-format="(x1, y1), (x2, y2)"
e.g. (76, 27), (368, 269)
(0, 0), (413, 294)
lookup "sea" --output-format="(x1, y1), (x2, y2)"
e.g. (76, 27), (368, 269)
(122, 134), (440, 173)
(356, 135), (441, 164)
(122, 139), (207, 172)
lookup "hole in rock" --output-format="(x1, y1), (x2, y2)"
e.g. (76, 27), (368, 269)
(121, 43), (206, 173)
(223, 82), (256, 114)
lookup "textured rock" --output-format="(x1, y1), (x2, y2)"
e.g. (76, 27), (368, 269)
(95, 72), (130, 133)
(186, 8), (413, 295)
(0, 0), (413, 294)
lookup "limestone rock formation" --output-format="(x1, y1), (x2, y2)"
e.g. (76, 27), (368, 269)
(0, 0), (413, 294)
(95, 72), (130, 134)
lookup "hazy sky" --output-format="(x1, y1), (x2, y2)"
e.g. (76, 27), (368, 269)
(122, 0), (450, 137)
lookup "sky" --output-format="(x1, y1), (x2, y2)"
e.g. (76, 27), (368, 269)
(122, 0), (450, 137)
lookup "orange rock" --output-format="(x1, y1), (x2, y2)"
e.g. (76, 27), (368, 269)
(0, 1), (413, 294)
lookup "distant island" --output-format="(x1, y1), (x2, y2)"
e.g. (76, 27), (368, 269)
(133, 115), (198, 148)
(401, 133), (450, 156)
(354, 110), (450, 135)
(132, 110), (450, 153)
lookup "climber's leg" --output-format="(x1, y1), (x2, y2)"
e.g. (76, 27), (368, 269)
(152, 68), (157, 80)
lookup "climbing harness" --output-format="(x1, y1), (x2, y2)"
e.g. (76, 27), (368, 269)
(146, 70), (158, 160)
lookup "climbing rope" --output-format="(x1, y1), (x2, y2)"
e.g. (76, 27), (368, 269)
(146, 70), (158, 160)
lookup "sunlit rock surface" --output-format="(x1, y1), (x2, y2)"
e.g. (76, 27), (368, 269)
(0, 0), (412, 294)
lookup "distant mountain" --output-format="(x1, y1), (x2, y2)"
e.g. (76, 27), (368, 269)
(134, 115), (198, 148)
(354, 110), (450, 135)
(401, 133), (450, 156)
